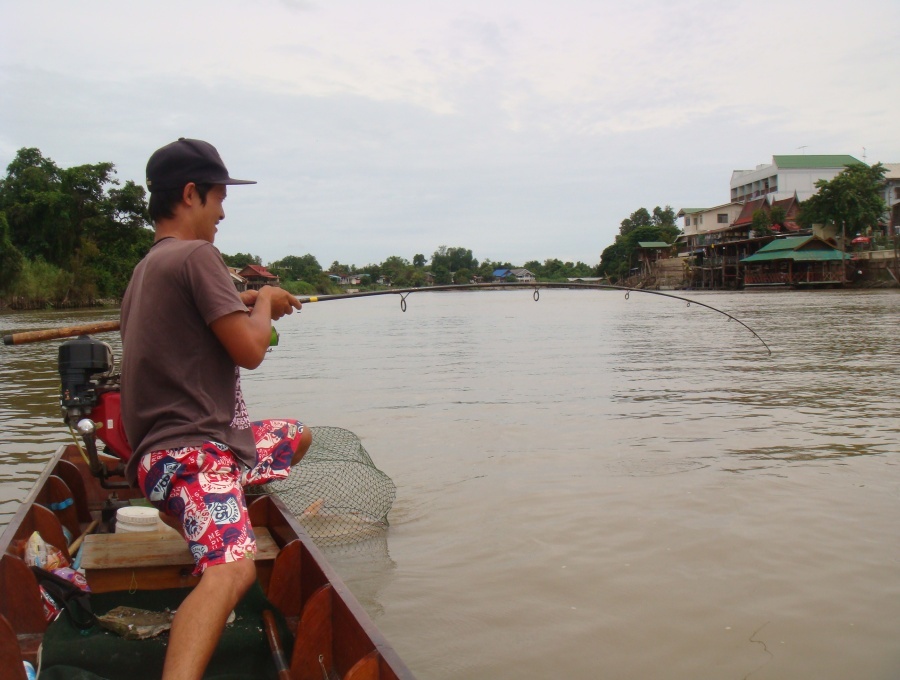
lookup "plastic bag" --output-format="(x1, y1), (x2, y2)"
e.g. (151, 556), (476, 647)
(32, 566), (95, 629)
(23, 531), (68, 570)
(52, 566), (91, 593)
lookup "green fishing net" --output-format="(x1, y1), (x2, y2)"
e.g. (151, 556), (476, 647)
(250, 426), (396, 546)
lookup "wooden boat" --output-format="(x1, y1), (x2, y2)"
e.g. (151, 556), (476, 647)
(0, 329), (415, 679)
(0, 443), (415, 679)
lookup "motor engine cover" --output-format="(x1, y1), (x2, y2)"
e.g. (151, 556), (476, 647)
(58, 335), (113, 410)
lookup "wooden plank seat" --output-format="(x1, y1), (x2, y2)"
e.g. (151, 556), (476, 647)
(81, 527), (280, 593)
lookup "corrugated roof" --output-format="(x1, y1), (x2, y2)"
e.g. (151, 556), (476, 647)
(637, 241), (670, 248)
(773, 155), (863, 169)
(742, 249), (846, 263)
(740, 236), (845, 263)
(240, 264), (277, 278)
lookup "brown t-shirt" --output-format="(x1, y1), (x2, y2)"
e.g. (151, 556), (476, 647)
(120, 238), (256, 484)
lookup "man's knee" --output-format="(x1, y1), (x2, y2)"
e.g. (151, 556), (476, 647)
(202, 556), (257, 599)
(292, 426), (313, 465)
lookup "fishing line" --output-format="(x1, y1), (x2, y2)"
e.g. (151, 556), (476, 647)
(297, 282), (772, 355)
(2, 283), (772, 354)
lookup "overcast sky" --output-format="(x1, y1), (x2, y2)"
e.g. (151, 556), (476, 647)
(2, 0), (898, 268)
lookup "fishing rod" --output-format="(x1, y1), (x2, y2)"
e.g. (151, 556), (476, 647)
(2, 283), (771, 354)
(297, 282), (772, 355)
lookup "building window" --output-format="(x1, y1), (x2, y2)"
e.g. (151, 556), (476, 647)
(685, 217), (691, 226)
(717, 214), (728, 224)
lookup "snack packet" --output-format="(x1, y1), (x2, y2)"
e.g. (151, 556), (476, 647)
(24, 531), (68, 570)
(38, 585), (63, 622)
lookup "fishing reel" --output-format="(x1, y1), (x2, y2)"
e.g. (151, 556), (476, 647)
(58, 335), (130, 488)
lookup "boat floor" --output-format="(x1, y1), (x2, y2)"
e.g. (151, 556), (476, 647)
(38, 582), (292, 679)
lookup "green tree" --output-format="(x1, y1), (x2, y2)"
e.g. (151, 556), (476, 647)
(221, 252), (262, 268)
(453, 268), (472, 284)
(0, 148), (152, 300)
(617, 205), (678, 239)
(269, 254), (323, 283)
(601, 206), (681, 281)
(413, 253), (426, 267)
(431, 246), (478, 274)
(380, 255), (413, 285)
(769, 205), (786, 229)
(328, 260), (358, 276)
(799, 163), (887, 236)
(477, 259), (512, 281)
(598, 240), (628, 281)
(651, 205), (677, 229)
(361, 262), (382, 282)
(431, 263), (451, 285)
(0, 148), (67, 265)
(619, 208), (652, 237)
(0, 212), (24, 294)
(751, 209), (773, 237)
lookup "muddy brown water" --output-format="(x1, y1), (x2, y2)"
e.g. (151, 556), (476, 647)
(2, 289), (898, 679)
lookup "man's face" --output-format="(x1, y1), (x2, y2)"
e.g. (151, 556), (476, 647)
(193, 184), (227, 243)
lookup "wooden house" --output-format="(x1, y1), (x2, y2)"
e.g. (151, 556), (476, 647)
(238, 264), (280, 290)
(740, 235), (846, 287)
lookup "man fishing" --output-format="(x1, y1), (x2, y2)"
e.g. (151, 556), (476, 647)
(120, 138), (312, 679)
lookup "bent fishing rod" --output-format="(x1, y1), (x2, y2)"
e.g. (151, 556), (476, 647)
(2, 282), (771, 355)
(296, 282), (772, 354)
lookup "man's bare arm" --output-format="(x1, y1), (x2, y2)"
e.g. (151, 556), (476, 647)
(211, 286), (301, 369)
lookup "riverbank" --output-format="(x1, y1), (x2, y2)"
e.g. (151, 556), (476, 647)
(0, 296), (120, 312)
(638, 250), (900, 290)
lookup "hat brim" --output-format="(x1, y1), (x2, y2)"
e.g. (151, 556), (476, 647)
(220, 178), (257, 186)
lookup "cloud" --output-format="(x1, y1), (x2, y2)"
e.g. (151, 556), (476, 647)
(2, 0), (899, 267)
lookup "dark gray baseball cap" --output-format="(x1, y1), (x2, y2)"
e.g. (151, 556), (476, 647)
(146, 138), (256, 192)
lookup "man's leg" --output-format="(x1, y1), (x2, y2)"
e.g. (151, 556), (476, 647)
(138, 445), (262, 679)
(162, 557), (256, 680)
(294, 425), (312, 464)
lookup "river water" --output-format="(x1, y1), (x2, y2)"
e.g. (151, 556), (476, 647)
(1, 289), (898, 679)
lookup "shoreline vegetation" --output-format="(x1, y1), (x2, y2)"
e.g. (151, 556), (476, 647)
(2, 148), (896, 312)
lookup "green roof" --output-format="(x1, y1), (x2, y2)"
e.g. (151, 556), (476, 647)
(741, 236), (846, 263)
(637, 241), (671, 248)
(773, 155), (863, 169)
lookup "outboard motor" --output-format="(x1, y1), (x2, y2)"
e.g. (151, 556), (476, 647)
(59, 335), (113, 416)
(58, 335), (130, 488)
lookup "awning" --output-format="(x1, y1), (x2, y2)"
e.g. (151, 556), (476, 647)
(742, 249), (846, 263)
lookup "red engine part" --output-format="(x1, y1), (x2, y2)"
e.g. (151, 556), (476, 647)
(91, 391), (133, 460)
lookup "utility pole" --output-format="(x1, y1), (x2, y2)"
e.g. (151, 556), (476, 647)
(841, 221), (847, 285)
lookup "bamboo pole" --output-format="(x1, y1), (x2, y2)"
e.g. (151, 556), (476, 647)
(2, 320), (120, 346)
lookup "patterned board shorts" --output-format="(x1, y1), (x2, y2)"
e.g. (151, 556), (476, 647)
(137, 419), (305, 575)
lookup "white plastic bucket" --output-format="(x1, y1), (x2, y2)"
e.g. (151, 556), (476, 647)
(115, 506), (164, 533)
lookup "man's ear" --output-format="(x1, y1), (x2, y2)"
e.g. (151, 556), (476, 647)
(181, 182), (198, 206)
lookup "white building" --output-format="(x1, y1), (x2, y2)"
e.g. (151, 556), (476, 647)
(677, 202), (744, 239)
(730, 155), (863, 204)
(882, 163), (900, 231)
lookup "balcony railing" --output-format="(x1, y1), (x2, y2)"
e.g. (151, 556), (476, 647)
(744, 269), (843, 285)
